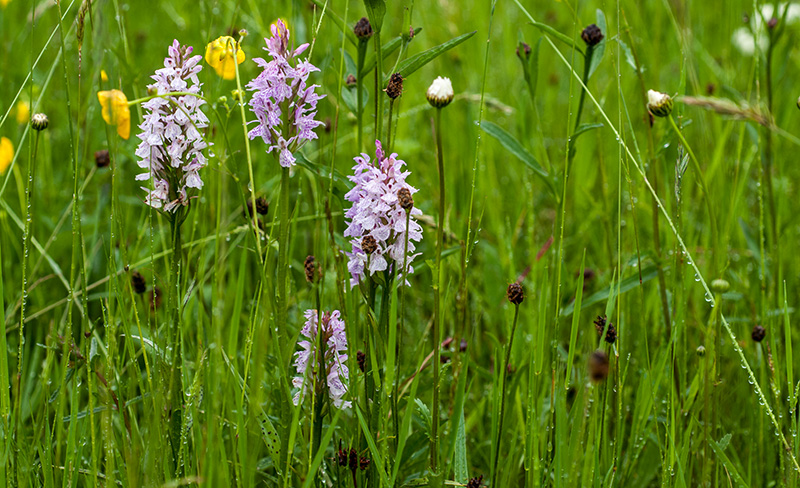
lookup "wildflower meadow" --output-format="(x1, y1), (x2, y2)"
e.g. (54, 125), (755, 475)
(2, 0), (800, 486)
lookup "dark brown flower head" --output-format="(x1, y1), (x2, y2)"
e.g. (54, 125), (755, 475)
(346, 74), (357, 87)
(507, 282), (524, 305)
(95, 149), (110, 168)
(752, 325), (766, 343)
(336, 441), (348, 466)
(244, 197), (269, 218)
(348, 448), (358, 472)
(304, 255), (317, 283)
(594, 315), (616, 344)
(354, 17), (373, 39)
(581, 24), (604, 47)
(357, 350), (366, 372)
(516, 41), (531, 60)
(768, 17), (778, 29)
(131, 270), (147, 294)
(440, 354), (451, 364)
(459, 338), (468, 352)
(588, 350), (610, 382)
(361, 235), (378, 255)
(397, 188), (414, 210)
(386, 73), (403, 99)
(359, 456), (370, 470)
(467, 475), (484, 488)
(149, 286), (162, 312)
(324, 116), (332, 133)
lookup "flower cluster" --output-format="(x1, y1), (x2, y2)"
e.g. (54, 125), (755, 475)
(292, 309), (350, 409)
(344, 140), (423, 287)
(246, 20), (325, 167)
(135, 40), (209, 212)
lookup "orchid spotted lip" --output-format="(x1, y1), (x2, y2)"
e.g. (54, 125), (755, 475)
(344, 140), (423, 288)
(135, 39), (210, 212)
(246, 20), (325, 168)
(292, 309), (351, 410)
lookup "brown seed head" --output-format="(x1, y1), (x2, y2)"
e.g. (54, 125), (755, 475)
(594, 315), (616, 344)
(346, 74), (357, 87)
(768, 17), (778, 29)
(95, 150), (110, 168)
(397, 188), (414, 210)
(348, 448), (358, 472)
(467, 475), (484, 488)
(361, 235), (378, 255)
(588, 350), (610, 382)
(507, 282), (524, 305)
(386, 73), (404, 99)
(516, 42), (532, 60)
(359, 456), (370, 470)
(304, 255), (316, 283)
(131, 271), (147, 294)
(354, 17), (373, 39)
(752, 325), (766, 343)
(336, 441), (348, 466)
(581, 24), (604, 47)
(357, 350), (366, 372)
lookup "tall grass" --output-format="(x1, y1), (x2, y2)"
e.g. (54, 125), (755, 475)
(1, 0), (800, 486)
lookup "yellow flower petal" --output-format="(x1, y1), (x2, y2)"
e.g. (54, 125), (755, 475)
(97, 89), (131, 140)
(204, 36), (245, 80)
(0, 0), (10, 9)
(0, 137), (13, 175)
(101, 70), (109, 82)
(15, 100), (30, 125)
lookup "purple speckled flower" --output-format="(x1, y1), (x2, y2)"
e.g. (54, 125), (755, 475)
(247, 20), (325, 168)
(135, 39), (209, 212)
(292, 309), (350, 409)
(344, 140), (423, 287)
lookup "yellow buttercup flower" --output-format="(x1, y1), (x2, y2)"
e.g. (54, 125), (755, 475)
(15, 100), (30, 125)
(205, 36), (245, 80)
(0, 0), (10, 9)
(101, 70), (109, 82)
(97, 89), (131, 140)
(0, 137), (13, 174)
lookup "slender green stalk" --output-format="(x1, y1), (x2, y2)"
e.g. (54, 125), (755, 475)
(277, 167), (291, 350)
(492, 303), (520, 481)
(16, 130), (40, 433)
(431, 106), (445, 473)
(667, 114), (719, 273)
(573, 45), (594, 133)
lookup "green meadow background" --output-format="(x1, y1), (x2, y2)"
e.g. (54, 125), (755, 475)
(1, 0), (799, 486)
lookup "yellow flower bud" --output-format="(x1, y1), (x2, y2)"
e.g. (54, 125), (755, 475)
(101, 70), (109, 82)
(97, 89), (131, 140)
(205, 36), (245, 80)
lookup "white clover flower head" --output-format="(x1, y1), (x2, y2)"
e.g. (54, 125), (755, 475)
(292, 310), (350, 409)
(344, 140), (423, 288)
(647, 89), (673, 118)
(135, 39), (209, 213)
(426, 76), (454, 108)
